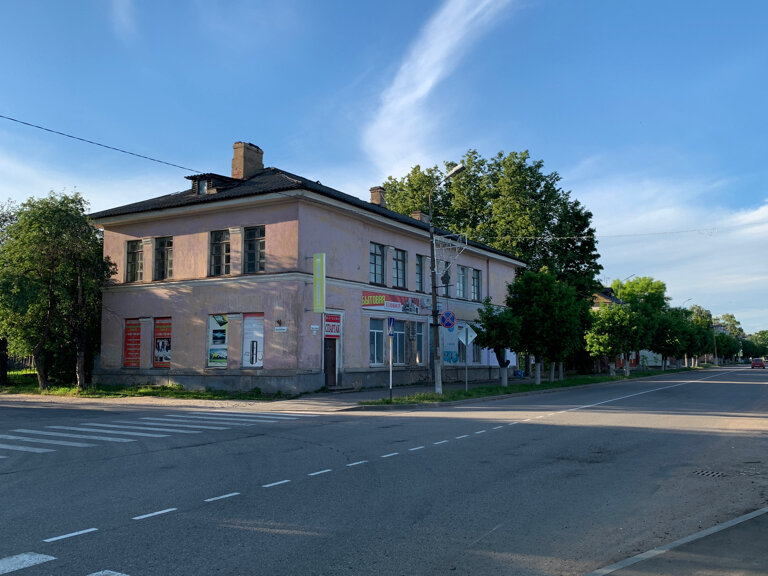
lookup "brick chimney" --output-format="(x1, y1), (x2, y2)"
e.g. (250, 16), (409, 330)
(370, 186), (386, 207)
(411, 211), (430, 224)
(232, 142), (264, 180)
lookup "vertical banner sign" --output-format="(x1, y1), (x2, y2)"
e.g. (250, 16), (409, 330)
(313, 253), (326, 313)
(123, 319), (141, 368)
(324, 313), (342, 338)
(153, 317), (172, 368)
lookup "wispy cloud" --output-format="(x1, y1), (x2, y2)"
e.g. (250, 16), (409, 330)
(110, 0), (137, 42)
(363, 0), (513, 176)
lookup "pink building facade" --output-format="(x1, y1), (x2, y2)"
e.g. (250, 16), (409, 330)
(91, 143), (523, 393)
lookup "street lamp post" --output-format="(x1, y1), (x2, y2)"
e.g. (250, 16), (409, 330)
(429, 164), (465, 394)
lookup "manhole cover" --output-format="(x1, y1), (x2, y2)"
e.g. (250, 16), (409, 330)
(693, 470), (727, 478)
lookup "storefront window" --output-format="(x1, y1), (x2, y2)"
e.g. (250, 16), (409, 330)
(369, 318), (384, 365)
(207, 315), (229, 368)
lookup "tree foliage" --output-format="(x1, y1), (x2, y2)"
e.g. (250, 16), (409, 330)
(585, 304), (635, 374)
(472, 297), (519, 386)
(0, 192), (115, 389)
(382, 149), (603, 300)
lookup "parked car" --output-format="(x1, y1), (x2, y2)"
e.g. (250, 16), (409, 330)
(751, 358), (765, 369)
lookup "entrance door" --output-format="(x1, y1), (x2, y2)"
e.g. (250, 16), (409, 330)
(324, 338), (337, 388)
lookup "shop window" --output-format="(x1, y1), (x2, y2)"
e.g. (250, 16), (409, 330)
(153, 317), (172, 368)
(242, 313), (264, 368)
(393, 320), (405, 365)
(415, 322), (424, 365)
(369, 318), (384, 365)
(123, 319), (141, 368)
(207, 315), (229, 368)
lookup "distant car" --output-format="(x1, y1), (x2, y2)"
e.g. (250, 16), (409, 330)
(751, 358), (765, 369)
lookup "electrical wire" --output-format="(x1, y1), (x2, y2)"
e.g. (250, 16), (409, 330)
(0, 113), (200, 173)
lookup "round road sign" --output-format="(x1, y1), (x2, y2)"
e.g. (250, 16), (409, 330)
(439, 311), (456, 329)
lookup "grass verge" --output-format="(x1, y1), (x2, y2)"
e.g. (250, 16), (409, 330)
(359, 368), (696, 405)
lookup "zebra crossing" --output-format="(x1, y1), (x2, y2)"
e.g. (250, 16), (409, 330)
(0, 411), (318, 461)
(0, 552), (128, 575)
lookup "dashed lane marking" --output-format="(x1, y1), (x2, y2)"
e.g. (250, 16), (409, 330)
(346, 460), (367, 467)
(88, 571), (131, 576)
(263, 480), (291, 488)
(132, 508), (177, 521)
(308, 469), (332, 476)
(43, 528), (98, 543)
(0, 553), (56, 574)
(204, 492), (240, 502)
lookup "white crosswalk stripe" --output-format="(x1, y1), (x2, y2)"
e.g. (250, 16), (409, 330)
(0, 434), (95, 447)
(157, 414), (266, 425)
(46, 426), (169, 438)
(189, 410), (302, 421)
(0, 442), (54, 453)
(77, 423), (201, 434)
(136, 418), (229, 430)
(12, 429), (136, 442)
(0, 552), (55, 574)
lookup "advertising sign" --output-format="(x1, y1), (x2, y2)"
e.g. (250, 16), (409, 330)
(324, 313), (342, 339)
(123, 319), (141, 368)
(242, 313), (264, 368)
(362, 291), (420, 314)
(313, 253), (326, 313)
(207, 314), (229, 367)
(153, 317), (172, 368)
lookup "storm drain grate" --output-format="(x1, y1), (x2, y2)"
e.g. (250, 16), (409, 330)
(693, 470), (727, 478)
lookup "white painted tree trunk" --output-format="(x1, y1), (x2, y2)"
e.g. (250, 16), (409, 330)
(548, 361), (555, 383)
(558, 361), (564, 381)
(534, 362), (542, 385)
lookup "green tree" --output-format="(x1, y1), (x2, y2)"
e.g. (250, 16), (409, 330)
(585, 304), (635, 376)
(611, 276), (669, 351)
(472, 297), (520, 387)
(0, 192), (115, 389)
(652, 307), (693, 369)
(0, 200), (17, 386)
(715, 313), (745, 339)
(507, 270), (583, 384)
(716, 332), (741, 363)
(382, 149), (603, 299)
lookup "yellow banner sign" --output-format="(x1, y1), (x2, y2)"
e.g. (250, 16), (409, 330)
(313, 253), (326, 313)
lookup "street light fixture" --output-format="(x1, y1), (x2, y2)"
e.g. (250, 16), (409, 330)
(429, 163), (465, 394)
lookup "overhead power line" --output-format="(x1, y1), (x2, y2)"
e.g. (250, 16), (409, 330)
(0, 113), (200, 173)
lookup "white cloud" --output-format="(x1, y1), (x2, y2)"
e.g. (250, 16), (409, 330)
(362, 0), (513, 176)
(569, 163), (768, 333)
(110, 0), (137, 42)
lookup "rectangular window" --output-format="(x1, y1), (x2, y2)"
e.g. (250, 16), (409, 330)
(244, 226), (265, 273)
(457, 266), (468, 299)
(207, 314), (229, 368)
(369, 243), (385, 285)
(242, 313), (264, 368)
(415, 323), (424, 365)
(415, 255), (425, 292)
(393, 320), (405, 365)
(123, 319), (141, 368)
(153, 317), (172, 368)
(472, 269), (482, 301)
(458, 339), (467, 364)
(369, 318), (384, 365)
(126, 240), (143, 282)
(441, 261), (450, 297)
(154, 237), (173, 281)
(209, 230), (231, 276)
(392, 249), (407, 288)
(473, 341), (482, 363)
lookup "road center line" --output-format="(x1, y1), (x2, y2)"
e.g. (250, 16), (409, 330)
(204, 492), (240, 502)
(346, 460), (368, 466)
(0, 553), (56, 574)
(132, 508), (177, 520)
(381, 452), (398, 458)
(43, 528), (98, 542)
(308, 469), (332, 476)
(493, 426), (504, 430)
(475, 430), (487, 434)
(456, 434), (469, 439)
(263, 480), (291, 488)
(433, 440), (449, 445)
(409, 446), (425, 451)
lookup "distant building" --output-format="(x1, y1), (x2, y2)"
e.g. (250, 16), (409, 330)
(90, 142), (524, 393)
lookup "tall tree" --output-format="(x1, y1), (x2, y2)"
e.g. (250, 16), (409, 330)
(0, 192), (115, 389)
(585, 304), (635, 376)
(715, 313), (744, 339)
(0, 201), (17, 386)
(472, 298), (519, 387)
(611, 276), (669, 351)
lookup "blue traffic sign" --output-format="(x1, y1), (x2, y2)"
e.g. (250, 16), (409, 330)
(388, 317), (394, 337)
(439, 311), (456, 329)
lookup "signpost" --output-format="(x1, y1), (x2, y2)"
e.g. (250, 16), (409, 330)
(458, 324), (477, 391)
(388, 317), (394, 401)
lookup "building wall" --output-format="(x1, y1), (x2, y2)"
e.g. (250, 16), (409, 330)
(94, 194), (520, 393)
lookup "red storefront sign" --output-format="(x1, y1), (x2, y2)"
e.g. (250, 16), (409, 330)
(361, 291), (420, 314)
(123, 319), (141, 368)
(324, 313), (342, 338)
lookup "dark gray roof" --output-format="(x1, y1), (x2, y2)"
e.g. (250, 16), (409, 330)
(89, 166), (525, 265)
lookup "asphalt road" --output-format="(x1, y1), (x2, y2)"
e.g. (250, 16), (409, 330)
(1, 367), (767, 575)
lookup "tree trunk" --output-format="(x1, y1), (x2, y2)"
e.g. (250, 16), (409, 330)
(32, 348), (48, 390)
(558, 361), (564, 381)
(548, 361), (555, 383)
(534, 362), (542, 385)
(0, 337), (7, 386)
(609, 362), (616, 377)
(623, 352), (630, 377)
(500, 365), (508, 387)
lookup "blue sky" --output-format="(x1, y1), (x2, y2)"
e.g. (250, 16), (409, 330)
(2, 0), (767, 334)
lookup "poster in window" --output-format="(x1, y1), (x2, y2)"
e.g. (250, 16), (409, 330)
(123, 319), (141, 368)
(241, 313), (264, 368)
(208, 314), (229, 367)
(153, 317), (172, 368)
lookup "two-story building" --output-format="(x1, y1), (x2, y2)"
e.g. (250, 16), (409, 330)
(90, 142), (524, 394)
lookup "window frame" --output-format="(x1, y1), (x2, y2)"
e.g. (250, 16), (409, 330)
(243, 225), (266, 274)
(472, 269), (482, 301)
(369, 318), (385, 365)
(154, 236), (173, 281)
(369, 243), (385, 285)
(457, 266), (468, 299)
(392, 320), (406, 365)
(126, 239), (143, 283)
(209, 230), (231, 277)
(392, 248), (407, 289)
